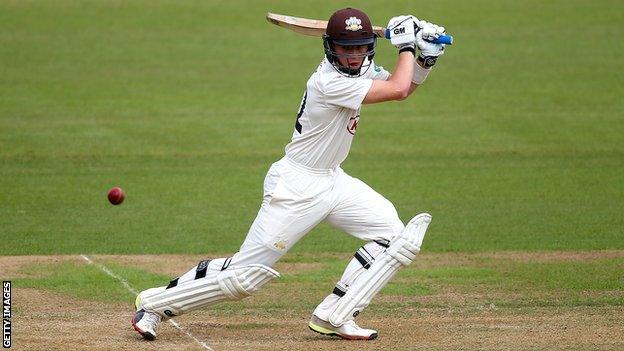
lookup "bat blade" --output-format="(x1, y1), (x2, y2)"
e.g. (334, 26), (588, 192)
(266, 12), (453, 45)
(266, 12), (386, 38)
(266, 12), (326, 37)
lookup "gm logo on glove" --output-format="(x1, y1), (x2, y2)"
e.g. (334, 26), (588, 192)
(393, 27), (406, 35)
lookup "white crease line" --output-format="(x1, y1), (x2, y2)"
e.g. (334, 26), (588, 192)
(80, 255), (138, 295)
(169, 319), (214, 350)
(80, 254), (214, 351)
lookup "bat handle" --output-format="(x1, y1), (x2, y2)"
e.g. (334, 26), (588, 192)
(384, 29), (453, 45)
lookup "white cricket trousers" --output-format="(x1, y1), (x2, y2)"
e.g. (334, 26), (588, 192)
(230, 156), (405, 267)
(151, 156), (408, 320)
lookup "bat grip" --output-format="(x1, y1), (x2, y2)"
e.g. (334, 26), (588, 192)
(384, 28), (453, 45)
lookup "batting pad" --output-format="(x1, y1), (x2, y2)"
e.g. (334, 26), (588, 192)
(140, 264), (280, 318)
(328, 213), (431, 327)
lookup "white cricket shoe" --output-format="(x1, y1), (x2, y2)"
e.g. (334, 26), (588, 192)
(132, 309), (161, 341)
(132, 287), (165, 340)
(308, 314), (378, 340)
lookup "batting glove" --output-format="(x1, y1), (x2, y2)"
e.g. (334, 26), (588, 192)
(387, 15), (416, 54)
(415, 21), (446, 68)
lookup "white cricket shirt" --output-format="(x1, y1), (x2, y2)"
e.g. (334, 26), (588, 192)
(284, 58), (390, 169)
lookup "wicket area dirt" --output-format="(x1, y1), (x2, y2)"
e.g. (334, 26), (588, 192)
(3, 252), (623, 351)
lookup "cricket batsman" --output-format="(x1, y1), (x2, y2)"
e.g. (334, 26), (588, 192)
(132, 7), (446, 341)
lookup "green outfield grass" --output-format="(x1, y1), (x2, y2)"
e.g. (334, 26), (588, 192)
(1, 0), (623, 256)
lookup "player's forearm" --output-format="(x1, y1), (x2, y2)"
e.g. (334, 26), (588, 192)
(388, 51), (415, 99)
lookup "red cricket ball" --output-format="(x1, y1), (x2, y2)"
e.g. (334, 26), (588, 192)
(107, 187), (125, 205)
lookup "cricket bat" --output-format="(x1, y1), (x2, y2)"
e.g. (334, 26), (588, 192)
(266, 12), (453, 45)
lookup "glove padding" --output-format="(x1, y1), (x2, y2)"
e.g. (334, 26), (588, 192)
(415, 21), (446, 67)
(414, 20), (445, 42)
(387, 15), (416, 51)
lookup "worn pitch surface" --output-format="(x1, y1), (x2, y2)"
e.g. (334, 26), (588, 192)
(5, 252), (623, 351)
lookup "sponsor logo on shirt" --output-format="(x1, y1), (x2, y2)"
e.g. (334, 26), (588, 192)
(347, 115), (360, 135)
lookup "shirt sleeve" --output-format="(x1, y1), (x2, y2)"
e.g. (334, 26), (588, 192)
(323, 76), (373, 110)
(370, 63), (391, 81)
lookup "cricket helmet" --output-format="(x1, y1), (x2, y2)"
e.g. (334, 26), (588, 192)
(323, 8), (376, 76)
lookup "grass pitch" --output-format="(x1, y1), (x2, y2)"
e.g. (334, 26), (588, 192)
(1, 0), (623, 350)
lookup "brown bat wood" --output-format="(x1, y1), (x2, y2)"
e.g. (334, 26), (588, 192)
(266, 12), (386, 38)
